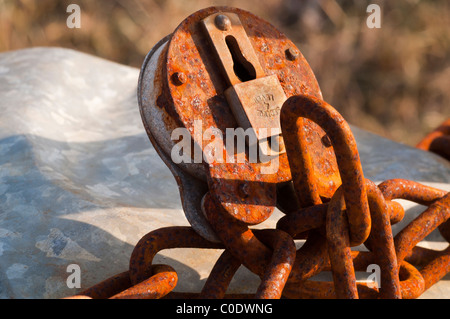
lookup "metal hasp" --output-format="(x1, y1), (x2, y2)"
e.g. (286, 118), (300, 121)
(201, 12), (287, 157)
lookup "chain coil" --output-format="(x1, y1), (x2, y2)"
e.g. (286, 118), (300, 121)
(67, 95), (450, 300)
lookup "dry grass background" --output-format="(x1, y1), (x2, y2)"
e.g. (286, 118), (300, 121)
(0, 0), (449, 146)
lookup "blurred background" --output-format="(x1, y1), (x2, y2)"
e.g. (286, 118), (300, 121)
(0, 0), (448, 146)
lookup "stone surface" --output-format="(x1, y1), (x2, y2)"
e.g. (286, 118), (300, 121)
(0, 47), (449, 299)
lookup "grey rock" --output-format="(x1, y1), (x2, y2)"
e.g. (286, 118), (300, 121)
(0, 47), (448, 299)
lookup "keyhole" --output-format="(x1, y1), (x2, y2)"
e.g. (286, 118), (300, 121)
(225, 35), (257, 82)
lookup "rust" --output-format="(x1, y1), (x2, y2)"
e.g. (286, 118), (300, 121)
(394, 192), (450, 266)
(404, 246), (445, 266)
(324, 179), (401, 299)
(283, 253), (426, 299)
(276, 203), (328, 237)
(283, 278), (379, 299)
(276, 200), (403, 238)
(325, 187), (358, 299)
(416, 118), (450, 161)
(429, 136), (450, 160)
(281, 94), (370, 246)
(129, 226), (223, 285)
(65, 271), (131, 299)
(200, 250), (241, 299)
(439, 219), (450, 242)
(200, 229), (296, 299)
(65, 265), (177, 299)
(398, 261), (426, 299)
(253, 229), (296, 299)
(110, 265), (177, 299)
(378, 178), (447, 205)
(202, 191), (272, 277)
(279, 103), (340, 207)
(419, 245), (450, 291)
(203, 188), (330, 290)
(288, 230), (330, 284)
(363, 180), (401, 298)
(163, 6), (335, 225)
(66, 6), (450, 300)
(65, 265), (178, 299)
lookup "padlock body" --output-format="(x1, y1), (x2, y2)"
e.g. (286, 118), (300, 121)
(140, 6), (342, 225)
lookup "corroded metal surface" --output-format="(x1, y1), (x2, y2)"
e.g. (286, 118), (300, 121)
(69, 6), (450, 299)
(160, 6), (339, 225)
(84, 89), (448, 299)
(325, 180), (401, 299)
(416, 118), (450, 161)
(0, 9), (449, 298)
(281, 95), (370, 245)
(138, 34), (219, 242)
(65, 265), (178, 299)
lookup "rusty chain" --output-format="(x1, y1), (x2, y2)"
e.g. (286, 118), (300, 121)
(66, 94), (450, 300)
(66, 7), (449, 300)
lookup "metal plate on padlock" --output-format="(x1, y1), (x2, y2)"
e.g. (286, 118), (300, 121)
(139, 6), (341, 227)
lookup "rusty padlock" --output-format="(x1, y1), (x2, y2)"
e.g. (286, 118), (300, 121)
(138, 6), (341, 241)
